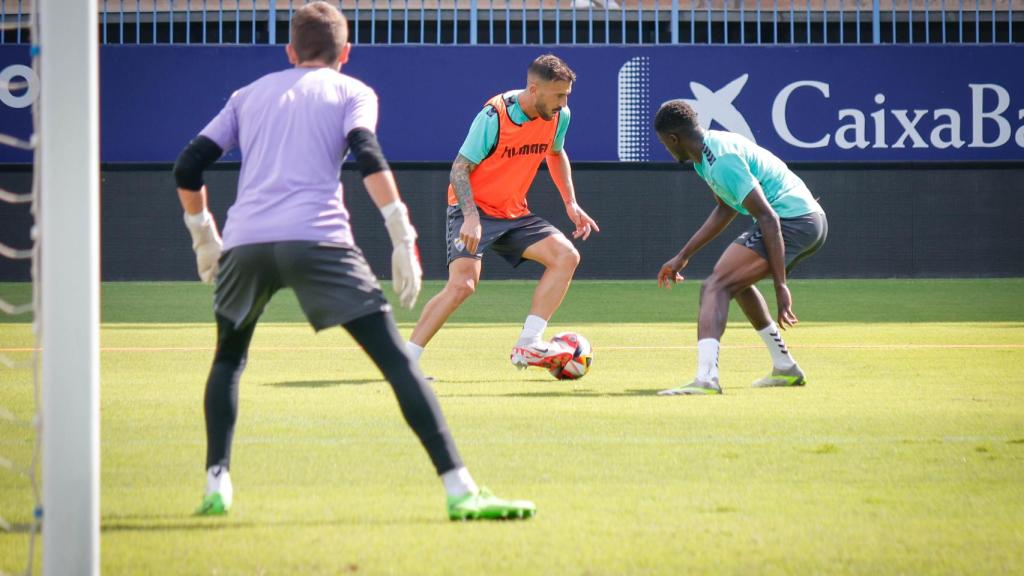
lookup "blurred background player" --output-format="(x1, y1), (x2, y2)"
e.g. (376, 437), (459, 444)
(405, 54), (600, 373)
(172, 1), (534, 520)
(652, 100), (828, 395)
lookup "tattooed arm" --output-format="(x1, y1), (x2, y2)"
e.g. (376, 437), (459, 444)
(450, 153), (479, 218)
(450, 153), (483, 254)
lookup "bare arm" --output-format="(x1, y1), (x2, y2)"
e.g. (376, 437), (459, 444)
(545, 149), (576, 205)
(546, 149), (600, 240)
(742, 186), (797, 328)
(450, 153), (483, 254)
(677, 196), (738, 262)
(741, 186), (785, 289)
(177, 186), (208, 215)
(450, 153), (479, 218)
(362, 170), (402, 209)
(658, 196), (737, 288)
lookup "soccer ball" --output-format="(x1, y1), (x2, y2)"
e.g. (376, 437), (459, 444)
(548, 332), (593, 380)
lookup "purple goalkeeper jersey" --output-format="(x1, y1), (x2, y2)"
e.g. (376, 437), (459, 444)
(199, 67), (378, 250)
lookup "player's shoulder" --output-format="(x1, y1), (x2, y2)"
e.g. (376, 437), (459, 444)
(704, 132), (749, 164)
(336, 72), (377, 96)
(248, 67), (301, 89)
(704, 129), (747, 152)
(478, 92), (514, 120)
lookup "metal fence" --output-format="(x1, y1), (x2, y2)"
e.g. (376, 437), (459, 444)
(0, 0), (1019, 44)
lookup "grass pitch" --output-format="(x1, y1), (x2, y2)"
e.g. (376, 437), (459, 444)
(1, 279), (1022, 574)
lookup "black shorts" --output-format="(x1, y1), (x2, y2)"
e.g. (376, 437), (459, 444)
(733, 211), (828, 273)
(214, 241), (390, 331)
(445, 205), (562, 267)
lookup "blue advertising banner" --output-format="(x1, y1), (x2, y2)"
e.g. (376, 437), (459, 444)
(1, 45), (1022, 163)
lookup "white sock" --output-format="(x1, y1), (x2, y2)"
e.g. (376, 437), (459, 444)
(757, 323), (796, 369)
(696, 338), (720, 382)
(206, 465), (233, 506)
(405, 341), (424, 362)
(440, 467), (479, 498)
(517, 314), (548, 345)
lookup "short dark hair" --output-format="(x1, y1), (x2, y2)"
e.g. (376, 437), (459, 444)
(528, 54), (576, 84)
(290, 1), (348, 65)
(654, 99), (701, 137)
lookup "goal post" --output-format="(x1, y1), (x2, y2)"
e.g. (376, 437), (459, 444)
(38, 0), (101, 574)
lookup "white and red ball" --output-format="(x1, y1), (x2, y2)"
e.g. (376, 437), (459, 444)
(548, 332), (593, 380)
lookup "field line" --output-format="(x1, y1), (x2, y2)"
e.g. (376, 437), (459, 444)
(1, 344), (1023, 353)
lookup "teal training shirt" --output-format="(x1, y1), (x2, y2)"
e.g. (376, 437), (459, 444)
(457, 90), (571, 164)
(692, 130), (823, 219)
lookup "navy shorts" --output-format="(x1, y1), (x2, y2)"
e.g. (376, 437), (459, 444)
(445, 205), (562, 267)
(214, 241), (390, 331)
(733, 211), (828, 273)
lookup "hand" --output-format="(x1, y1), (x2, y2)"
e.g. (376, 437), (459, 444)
(459, 214), (482, 255)
(565, 201), (600, 241)
(183, 210), (222, 284)
(194, 239), (222, 284)
(383, 202), (423, 309)
(391, 241), (423, 309)
(657, 255), (688, 289)
(775, 283), (798, 329)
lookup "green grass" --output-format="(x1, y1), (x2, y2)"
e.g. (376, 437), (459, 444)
(1, 280), (1023, 574)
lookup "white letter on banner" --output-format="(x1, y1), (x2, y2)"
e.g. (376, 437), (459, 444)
(1016, 109), (1024, 148)
(870, 94), (888, 149)
(835, 109), (868, 150)
(969, 83), (1011, 148)
(930, 109), (966, 149)
(0, 64), (40, 109)
(772, 81), (830, 149)
(892, 110), (929, 148)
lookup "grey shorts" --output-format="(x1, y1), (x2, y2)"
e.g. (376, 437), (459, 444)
(733, 211), (828, 273)
(214, 241), (390, 331)
(446, 205), (562, 267)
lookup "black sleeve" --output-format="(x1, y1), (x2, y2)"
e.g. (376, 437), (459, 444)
(173, 135), (224, 191)
(346, 127), (391, 178)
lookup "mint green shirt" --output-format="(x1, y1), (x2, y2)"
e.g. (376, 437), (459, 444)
(693, 130), (823, 219)
(457, 90), (571, 164)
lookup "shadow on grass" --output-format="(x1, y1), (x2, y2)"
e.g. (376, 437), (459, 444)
(265, 378), (381, 388)
(432, 376), (553, 384)
(102, 515), (442, 533)
(443, 388), (661, 398)
(102, 520), (259, 533)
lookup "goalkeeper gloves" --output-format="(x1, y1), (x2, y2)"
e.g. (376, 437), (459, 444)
(183, 209), (222, 284)
(380, 201), (422, 309)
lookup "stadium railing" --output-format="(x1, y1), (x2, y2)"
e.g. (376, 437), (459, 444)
(0, 0), (1020, 44)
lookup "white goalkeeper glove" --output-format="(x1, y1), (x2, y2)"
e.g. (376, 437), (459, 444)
(183, 209), (223, 284)
(381, 201), (422, 309)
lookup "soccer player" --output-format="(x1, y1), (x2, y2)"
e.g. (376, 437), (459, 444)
(172, 1), (534, 520)
(404, 54), (599, 372)
(652, 100), (828, 395)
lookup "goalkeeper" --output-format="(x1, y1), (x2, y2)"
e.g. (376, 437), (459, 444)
(172, 1), (534, 521)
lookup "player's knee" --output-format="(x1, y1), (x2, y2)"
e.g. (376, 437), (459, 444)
(446, 278), (477, 302)
(702, 276), (726, 296)
(554, 246), (580, 272)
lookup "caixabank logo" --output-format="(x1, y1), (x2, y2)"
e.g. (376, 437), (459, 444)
(617, 55), (1024, 161)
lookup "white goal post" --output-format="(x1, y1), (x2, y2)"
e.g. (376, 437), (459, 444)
(38, 0), (100, 575)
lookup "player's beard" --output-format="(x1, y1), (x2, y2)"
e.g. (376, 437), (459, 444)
(538, 105), (560, 121)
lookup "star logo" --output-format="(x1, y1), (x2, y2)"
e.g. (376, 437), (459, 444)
(683, 74), (757, 143)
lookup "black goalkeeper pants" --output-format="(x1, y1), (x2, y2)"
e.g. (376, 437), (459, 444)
(203, 310), (463, 476)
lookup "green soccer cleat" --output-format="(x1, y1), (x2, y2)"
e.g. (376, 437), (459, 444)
(657, 378), (722, 396)
(447, 488), (536, 521)
(751, 364), (806, 388)
(194, 492), (230, 516)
